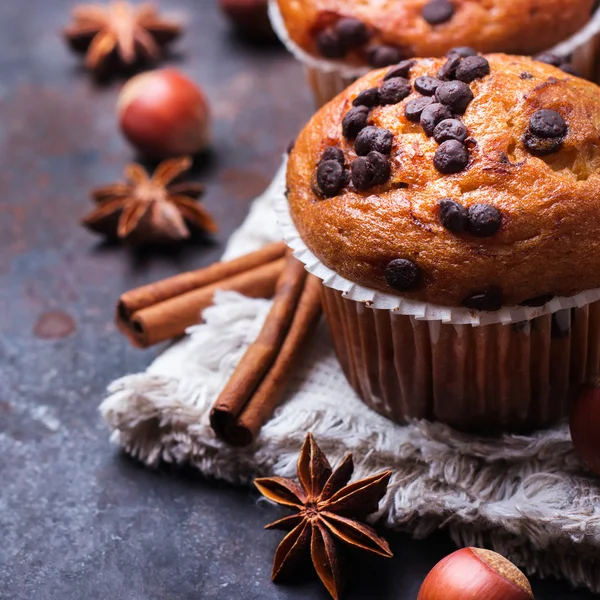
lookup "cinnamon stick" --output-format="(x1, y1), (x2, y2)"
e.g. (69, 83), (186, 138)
(209, 255), (308, 441)
(225, 275), (322, 446)
(117, 240), (286, 323)
(123, 258), (285, 348)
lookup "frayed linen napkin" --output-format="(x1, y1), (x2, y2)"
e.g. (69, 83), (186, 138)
(101, 165), (600, 593)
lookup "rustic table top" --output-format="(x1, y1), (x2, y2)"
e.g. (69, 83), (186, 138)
(0, 1), (594, 599)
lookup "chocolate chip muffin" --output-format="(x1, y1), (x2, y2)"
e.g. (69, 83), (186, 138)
(288, 54), (600, 308)
(277, 0), (593, 66)
(282, 53), (600, 432)
(269, 0), (600, 105)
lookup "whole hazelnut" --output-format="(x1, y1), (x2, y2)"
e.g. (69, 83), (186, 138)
(570, 378), (600, 475)
(219, 0), (275, 41)
(118, 69), (210, 159)
(418, 548), (534, 600)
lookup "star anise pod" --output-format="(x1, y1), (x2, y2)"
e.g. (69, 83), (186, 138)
(63, 1), (182, 74)
(82, 156), (217, 245)
(255, 433), (392, 600)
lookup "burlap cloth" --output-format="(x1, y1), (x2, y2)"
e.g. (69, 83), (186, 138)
(101, 166), (600, 593)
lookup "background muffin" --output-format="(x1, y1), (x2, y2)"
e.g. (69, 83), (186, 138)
(283, 53), (600, 432)
(278, 0), (593, 66)
(271, 0), (600, 105)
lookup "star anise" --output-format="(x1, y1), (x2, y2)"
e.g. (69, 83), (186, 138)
(254, 433), (392, 600)
(82, 156), (217, 245)
(63, 1), (182, 74)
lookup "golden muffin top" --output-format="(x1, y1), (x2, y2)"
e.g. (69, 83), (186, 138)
(276, 0), (594, 69)
(286, 53), (600, 310)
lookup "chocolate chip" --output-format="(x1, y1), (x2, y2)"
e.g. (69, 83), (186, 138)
(334, 18), (370, 49)
(342, 106), (370, 139)
(437, 55), (461, 80)
(438, 198), (467, 233)
(353, 87), (381, 107)
(467, 204), (502, 236)
(529, 109), (567, 138)
(433, 118), (468, 144)
(447, 46), (477, 58)
(414, 75), (441, 96)
(520, 72), (534, 80)
(534, 53), (563, 67)
(351, 151), (390, 190)
(355, 126), (394, 156)
(379, 77), (412, 104)
(560, 63), (580, 77)
(523, 132), (564, 156)
(455, 56), (490, 83)
(316, 30), (345, 58)
(367, 45), (403, 68)
(520, 294), (554, 307)
(385, 259), (421, 291)
(384, 59), (417, 81)
(405, 96), (435, 122)
(317, 160), (344, 197)
(537, 56), (580, 74)
(524, 110), (567, 156)
(463, 288), (503, 311)
(435, 80), (474, 114)
(434, 140), (469, 174)
(321, 146), (345, 165)
(420, 103), (453, 136)
(422, 0), (455, 25)
(365, 152), (390, 184)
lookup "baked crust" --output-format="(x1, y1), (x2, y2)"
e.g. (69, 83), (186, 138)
(287, 54), (600, 307)
(276, 0), (594, 65)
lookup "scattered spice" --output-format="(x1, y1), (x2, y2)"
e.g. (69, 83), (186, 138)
(255, 433), (392, 600)
(117, 246), (322, 443)
(63, 0), (182, 75)
(116, 242), (287, 347)
(82, 156), (217, 245)
(210, 257), (322, 446)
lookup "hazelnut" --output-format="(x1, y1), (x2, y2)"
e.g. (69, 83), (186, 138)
(118, 69), (210, 159)
(418, 548), (534, 600)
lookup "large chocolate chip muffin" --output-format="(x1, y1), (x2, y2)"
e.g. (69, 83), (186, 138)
(276, 0), (594, 68)
(287, 53), (600, 310)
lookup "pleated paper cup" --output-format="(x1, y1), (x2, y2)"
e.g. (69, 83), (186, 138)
(318, 291), (600, 432)
(269, 0), (600, 107)
(274, 172), (600, 432)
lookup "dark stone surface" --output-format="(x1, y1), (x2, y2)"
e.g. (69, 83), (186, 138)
(0, 1), (595, 599)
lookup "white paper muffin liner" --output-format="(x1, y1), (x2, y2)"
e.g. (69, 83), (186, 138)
(272, 158), (600, 327)
(268, 0), (369, 80)
(269, 0), (600, 105)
